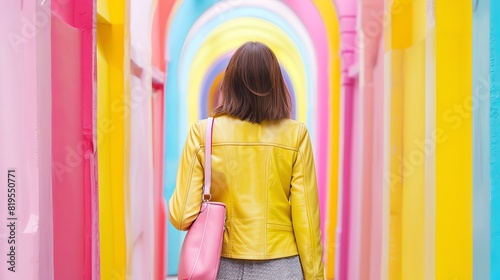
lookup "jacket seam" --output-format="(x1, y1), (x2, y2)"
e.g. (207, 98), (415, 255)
(222, 146), (234, 253)
(198, 121), (203, 145)
(178, 121), (202, 230)
(297, 148), (319, 277)
(264, 147), (271, 258)
(266, 222), (293, 228)
(178, 145), (202, 229)
(221, 252), (299, 259)
(298, 123), (305, 149)
(209, 142), (299, 152)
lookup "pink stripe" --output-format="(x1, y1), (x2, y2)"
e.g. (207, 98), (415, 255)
(51, 0), (94, 278)
(22, 2), (40, 280)
(335, 3), (358, 276)
(91, 153), (100, 280)
(358, 66), (373, 280)
(369, 37), (384, 280)
(336, 2), (359, 278)
(348, 80), (362, 280)
(151, 2), (169, 276)
(21, 2), (39, 279)
(51, 16), (85, 279)
(37, 1), (55, 278)
(0, 2), (39, 279)
(153, 89), (166, 280)
(355, 0), (384, 279)
(82, 21), (95, 280)
(340, 82), (355, 280)
(129, 73), (155, 279)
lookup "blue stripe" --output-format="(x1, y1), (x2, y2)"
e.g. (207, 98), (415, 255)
(473, 0), (490, 279)
(163, 0), (218, 274)
(491, 0), (500, 277)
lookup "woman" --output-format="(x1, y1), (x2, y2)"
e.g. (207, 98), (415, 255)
(169, 41), (324, 280)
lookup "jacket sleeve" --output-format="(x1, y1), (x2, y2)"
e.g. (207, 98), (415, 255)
(290, 124), (325, 280)
(168, 121), (204, 231)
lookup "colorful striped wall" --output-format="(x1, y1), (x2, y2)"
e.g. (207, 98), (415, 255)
(0, 0), (499, 279)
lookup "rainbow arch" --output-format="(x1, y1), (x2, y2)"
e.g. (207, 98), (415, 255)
(163, 0), (339, 275)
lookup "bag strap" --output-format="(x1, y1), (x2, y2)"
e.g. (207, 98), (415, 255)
(203, 117), (214, 201)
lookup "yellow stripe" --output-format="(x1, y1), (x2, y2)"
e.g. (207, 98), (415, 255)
(97, 0), (111, 23)
(401, 1), (426, 279)
(388, 49), (404, 280)
(424, 26), (436, 280)
(401, 40), (426, 280)
(386, 0), (413, 278)
(435, 1), (473, 278)
(187, 17), (308, 124)
(388, 0), (413, 50)
(97, 0), (128, 278)
(311, 0), (340, 278)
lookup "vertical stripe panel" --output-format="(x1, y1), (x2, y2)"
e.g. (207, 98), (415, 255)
(424, 2), (436, 276)
(435, 1), (473, 278)
(401, 40), (426, 280)
(401, 1), (426, 278)
(472, 0), (491, 279)
(490, 0), (500, 277)
(37, 0), (55, 278)
(387, 1), (412, 277)
(0, 2), (39, 279)
(388, 49), (404, 280)
(97, 0), (128, 278)
(310, 1), (341, 278)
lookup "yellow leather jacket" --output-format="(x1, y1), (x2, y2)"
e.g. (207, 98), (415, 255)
(169, 115), (324, 279)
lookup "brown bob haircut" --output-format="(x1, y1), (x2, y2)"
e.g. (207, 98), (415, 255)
(213, 41), (292, 124)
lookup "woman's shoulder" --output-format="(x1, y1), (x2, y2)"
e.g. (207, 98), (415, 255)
(276, 118), (304, 127)
(198, 115), (308, 134)
(269, 118), (306, 133)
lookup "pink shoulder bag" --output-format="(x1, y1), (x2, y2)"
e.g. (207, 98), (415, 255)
(178, 117), (226, 280)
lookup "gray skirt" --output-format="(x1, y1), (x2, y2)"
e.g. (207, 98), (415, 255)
(217, 255), (304, 280)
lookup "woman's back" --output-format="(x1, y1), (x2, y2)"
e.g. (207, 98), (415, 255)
(169, 41), (324, 279)
(169, 114), (324, 279)
(210, 115), (305, 259)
